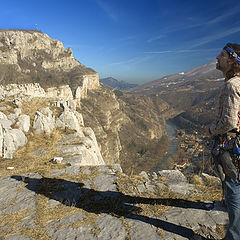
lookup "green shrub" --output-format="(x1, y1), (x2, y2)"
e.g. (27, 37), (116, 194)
(114, 89), (123, 97)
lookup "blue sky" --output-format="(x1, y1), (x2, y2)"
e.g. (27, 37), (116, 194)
(1, 0), (240, 84)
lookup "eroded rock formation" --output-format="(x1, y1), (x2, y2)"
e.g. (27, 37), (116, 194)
(0, 30), (99, 101)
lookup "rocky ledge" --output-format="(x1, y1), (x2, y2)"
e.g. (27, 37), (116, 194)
(0, 165), (227, 240)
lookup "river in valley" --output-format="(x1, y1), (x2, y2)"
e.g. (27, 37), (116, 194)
(151, 119), (179, 172)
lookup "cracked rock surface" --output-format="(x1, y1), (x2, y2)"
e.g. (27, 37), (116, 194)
(0, 165), (228, 240)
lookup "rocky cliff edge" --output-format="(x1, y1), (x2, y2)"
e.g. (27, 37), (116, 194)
(0, 30), (99, 99)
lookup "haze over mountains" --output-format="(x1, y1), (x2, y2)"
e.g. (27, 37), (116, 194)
(127, 61), (222, 95)
(100, 77), (138, 90)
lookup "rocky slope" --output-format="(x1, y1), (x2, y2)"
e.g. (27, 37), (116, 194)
(0, 29), (108, 165)
(80, 85), (171, 174)
(0, 93), (104, 166)
(0, 165), (227, 240)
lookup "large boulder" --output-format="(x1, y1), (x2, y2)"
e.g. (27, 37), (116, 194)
(0, 119), (12, 129)
(56, 106), (84, 133)
(3, 129), (27, 159)
(56, 128), (105, 166)
(0, 111), (8, 120)
(32, 107), (55, 136)
(158, 169), (194, 196)
(16, 115), (30, 133)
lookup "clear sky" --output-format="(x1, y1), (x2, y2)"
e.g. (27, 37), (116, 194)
(1, 0), (240, 84)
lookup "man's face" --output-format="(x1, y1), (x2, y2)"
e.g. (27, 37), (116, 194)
(216, 50), (231, 73)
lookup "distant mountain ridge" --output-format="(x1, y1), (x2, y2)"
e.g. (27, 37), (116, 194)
(127, 61), (222, 95)
(100, 77), (138, 90)
(127, 61), (224, 132)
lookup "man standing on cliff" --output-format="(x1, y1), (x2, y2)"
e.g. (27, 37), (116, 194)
(206, 43), (240, 240)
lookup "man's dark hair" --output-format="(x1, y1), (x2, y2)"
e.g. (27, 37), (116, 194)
(225, 43), (240, 79)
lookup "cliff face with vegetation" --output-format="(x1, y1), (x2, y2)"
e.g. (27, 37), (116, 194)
(80, 85), (170, 174)
(0, 30), (99, 100)
(0, 29), (170, 174)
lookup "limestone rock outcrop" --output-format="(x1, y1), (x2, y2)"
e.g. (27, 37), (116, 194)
(32, 107), (55, 136)
(16, 115), (30, 133)
(2, 128), (27, 159)
(56, 106), (84, 133)
(0, 109), (28, 159)
(0, 94), (104, 167)
(0, 30), (99, 101)
(0, 30), (81, 71)
(55, 129), (105, 166)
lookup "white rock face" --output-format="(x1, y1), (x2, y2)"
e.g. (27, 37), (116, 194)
(56, 106), (84, 133)
(0, 83), (46, 98)
(3, 128), (27, 159)
(45, 85), (73, 100)
(58, 128), (105, 166)
(0, 30), (100, 103)
(75, 74), (100, 99)
(33, 107), (55, 135)
(0, 83), (75, 101)
(16, 115), (30, 133)
(0, 80), (100, 104)
(0, 31), (80, 71)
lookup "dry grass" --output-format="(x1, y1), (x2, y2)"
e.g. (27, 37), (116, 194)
(0, 208), (40, 239)
(0, 98), (15, 115)
(189, 174), (222, 202)
(20, 98), (52, 126)
(216, 224), (228, 239)
(116, 172), (181, 218)
(0, 129), (65, 178)
(21, 98), (49, 116)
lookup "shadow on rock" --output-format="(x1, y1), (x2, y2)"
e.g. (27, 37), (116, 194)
(11, 175), (212, 239)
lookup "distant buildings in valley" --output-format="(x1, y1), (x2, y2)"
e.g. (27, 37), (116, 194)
(174, 129), (206, 170)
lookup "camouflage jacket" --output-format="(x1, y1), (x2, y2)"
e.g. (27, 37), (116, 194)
(209, 76), (240, 136)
